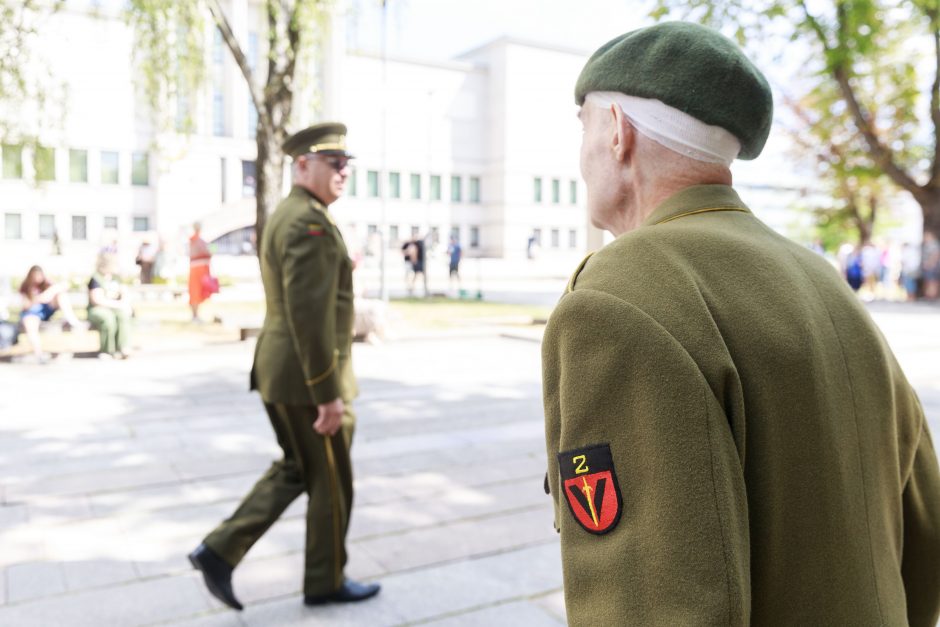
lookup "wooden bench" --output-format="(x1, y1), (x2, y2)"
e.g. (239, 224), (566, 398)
(0, 319), (100, 362)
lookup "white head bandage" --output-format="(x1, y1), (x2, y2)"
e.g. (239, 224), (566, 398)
(585, 92), (741, 166)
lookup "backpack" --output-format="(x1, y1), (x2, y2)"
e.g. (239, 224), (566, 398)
(0, 321), (18, 350)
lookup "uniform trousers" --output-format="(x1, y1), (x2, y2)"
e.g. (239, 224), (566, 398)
(203, 402), (355, 596)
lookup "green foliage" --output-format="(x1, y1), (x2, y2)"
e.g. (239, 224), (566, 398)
(648, 0), (940, 241)
(0, 0), (65, 143)
(125, 0), (206, 135)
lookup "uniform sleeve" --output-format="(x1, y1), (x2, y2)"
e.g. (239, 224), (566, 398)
(281, 218), (341, 405)
(901, 415), (940, 627)
(542, 288), (750, 626)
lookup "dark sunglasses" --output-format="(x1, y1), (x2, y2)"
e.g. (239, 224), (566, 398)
(308, 154), (351, 172)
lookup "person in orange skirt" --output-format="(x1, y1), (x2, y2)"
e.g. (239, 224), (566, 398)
(188, 222), (212, 321)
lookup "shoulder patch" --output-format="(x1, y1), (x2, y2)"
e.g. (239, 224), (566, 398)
(558, 443), (623, 535)
(307, 223), (325, 236)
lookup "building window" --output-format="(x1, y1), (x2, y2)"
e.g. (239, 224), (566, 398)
(410, 173), (421, 199)
(72, 215), (87, 240)
(410, 225), (420, 239)
(532, 228), (542, 245)
(220, 157), (227, 203)
(39, 214), (56, 240)
(348, 168), (357, 196)
(212, 89), (225, 136)
(469, 176), (481, 203)
(4, 213), (22, 239)
(451, 175), (462, 202)
(367, 224), (378, 237)
(70, 149), (88, 183)
(34, 146), (55, 181)
(247, 98), (258, 138)
(132, 152), (149, 186)
(212, 28), (224, 63)
(247, 32), (259, 137)
(533, 177), (542, 203)
(551, 228), (560, 248)
(2, 144), (22, 179)
(570, 180), (578, 204)
(247, 32), (259, 68)
(430, 175), (441, 201)
(367, 170), (379, 198)
(389, 171), (401, 199)
(103, 216), (118, 230)
(450, 225), (460, 242)
(470, 226), (480, 248)
(569, 228), (577, 248)
(552, 178), (561, 204)
(242, 160), (256, 197)
(389, 225), (399, 243)
(101, 151), (119, 184)
(176, 90), (190, 132)
(430, 226), (439, 244)
(133, 217), (150, 232)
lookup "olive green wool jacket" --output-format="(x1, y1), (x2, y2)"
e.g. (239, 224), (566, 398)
(543, 185), (940, 626)
(250, 186), (356, 406)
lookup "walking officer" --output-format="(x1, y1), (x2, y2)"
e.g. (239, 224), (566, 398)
(189, 122), (380, 610)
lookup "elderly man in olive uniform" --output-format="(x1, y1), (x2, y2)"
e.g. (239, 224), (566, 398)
(189, 123), (379, 610)
(543, 22), (940, 626)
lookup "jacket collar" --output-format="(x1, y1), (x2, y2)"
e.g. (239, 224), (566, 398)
(642, 184), (751, 227)
(289, 185), (329, 211)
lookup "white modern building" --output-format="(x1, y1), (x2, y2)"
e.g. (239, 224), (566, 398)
(0, 0), (835, 285)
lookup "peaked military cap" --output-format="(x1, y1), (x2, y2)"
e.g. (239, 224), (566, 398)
(282, 122), (354, 159)
(574, 21), (773, 160)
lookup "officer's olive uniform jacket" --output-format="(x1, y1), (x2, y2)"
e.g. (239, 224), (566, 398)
(543, 185), (940, 626)
(250, 186), (356, 405)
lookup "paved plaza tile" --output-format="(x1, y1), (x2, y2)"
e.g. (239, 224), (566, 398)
(0, 302), (937, 625)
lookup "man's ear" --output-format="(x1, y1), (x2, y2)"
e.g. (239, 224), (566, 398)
(610, 104), (635, 163)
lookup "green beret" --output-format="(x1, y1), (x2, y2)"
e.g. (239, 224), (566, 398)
(575, 21), (773, 160)
(282, 122), (354, 159)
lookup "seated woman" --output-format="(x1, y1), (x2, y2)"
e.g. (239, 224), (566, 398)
(87, 253), (133, 359)
(18, 265), (83, 362)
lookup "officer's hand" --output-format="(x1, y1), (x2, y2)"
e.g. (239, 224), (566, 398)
(314, 398), (344, 436)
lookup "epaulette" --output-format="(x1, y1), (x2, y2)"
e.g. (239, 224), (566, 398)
(565, 252), (595, 294)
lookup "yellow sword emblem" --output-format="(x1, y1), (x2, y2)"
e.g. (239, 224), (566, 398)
(581, 476), (599, 527)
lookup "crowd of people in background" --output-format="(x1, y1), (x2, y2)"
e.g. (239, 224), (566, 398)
(831, 235), (940, 302)
(0, 222), (216, 363)
(3, 222), (939, 365)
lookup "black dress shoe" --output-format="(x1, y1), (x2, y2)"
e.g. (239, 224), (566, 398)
(304, 579), (381, 605)
(188, 543), (244, 611)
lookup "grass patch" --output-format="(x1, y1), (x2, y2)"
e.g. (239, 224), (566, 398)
(387, 297), (552, 329)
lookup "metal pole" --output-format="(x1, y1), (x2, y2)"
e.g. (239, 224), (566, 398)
(378, 0), (389, 302)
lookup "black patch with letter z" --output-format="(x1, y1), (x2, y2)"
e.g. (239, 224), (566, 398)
(557, 443), (623, 535)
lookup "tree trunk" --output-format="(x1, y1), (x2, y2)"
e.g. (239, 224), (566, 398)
(254, 126), (285, 257)
(922, 190), (940, 242)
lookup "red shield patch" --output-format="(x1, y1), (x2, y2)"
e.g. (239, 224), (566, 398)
(558, 444), (622, 535)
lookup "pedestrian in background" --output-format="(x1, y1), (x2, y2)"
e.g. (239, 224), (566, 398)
(87, 253), (132, 359)
(447, 234), (462, 295)
(188, 223), (212, 322)
(136, 238), (157, 284)
(901, 242), (922, 301)
(923, 232), (940, 299)
(542, 21), (940, 626)
(17, 265), (84, 363)
(189, 122), (379, 611)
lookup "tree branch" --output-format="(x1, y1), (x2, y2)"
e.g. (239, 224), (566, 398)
(205, 0), (266, 124)
(928, 5), (940, 187)
(832, 67), (923, 201)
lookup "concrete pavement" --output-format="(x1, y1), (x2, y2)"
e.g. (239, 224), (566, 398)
(0, 301), (938, 626)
